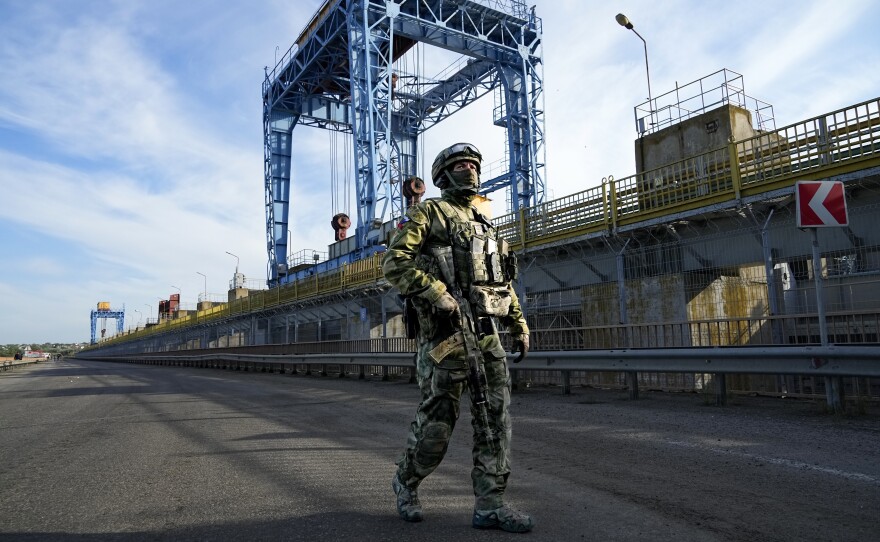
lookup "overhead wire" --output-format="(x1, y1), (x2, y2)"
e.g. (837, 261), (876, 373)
(344, 131), (351, 216)
(330, 130), (337, 214)
(418, 41), (425, 179)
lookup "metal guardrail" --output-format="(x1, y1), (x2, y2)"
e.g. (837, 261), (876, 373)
(77, 344), (880, 411)
(79, 345), (880, 377)
(98, 309), (880, 357)
(1, 359), (42, 372)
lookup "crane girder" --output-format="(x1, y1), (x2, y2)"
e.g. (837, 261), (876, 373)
(262, 0), (545, 286)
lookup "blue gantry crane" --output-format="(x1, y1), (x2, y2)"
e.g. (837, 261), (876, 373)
(90, 302), (124, 344)
(262, 0), (546, 286)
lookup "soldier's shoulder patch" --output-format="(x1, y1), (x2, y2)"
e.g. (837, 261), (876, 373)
(405, 204), (429, 225)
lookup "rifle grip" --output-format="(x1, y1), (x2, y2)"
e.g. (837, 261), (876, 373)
(511, 341), (526, 363)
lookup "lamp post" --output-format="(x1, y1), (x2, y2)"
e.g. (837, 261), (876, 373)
(225, 251), (239, 274)
(616, 13), (654, 131)
(144, 303), (152, 322)
(196, 272), (207, 302)
(133, 309), (142, 326)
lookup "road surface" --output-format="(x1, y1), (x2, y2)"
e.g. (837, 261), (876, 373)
(1, 359), (878, 541)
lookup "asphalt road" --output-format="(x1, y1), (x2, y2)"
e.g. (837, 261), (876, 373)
(1, 359), (878, 541)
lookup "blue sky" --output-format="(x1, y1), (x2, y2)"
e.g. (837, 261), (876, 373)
(0, 0), (877, 344)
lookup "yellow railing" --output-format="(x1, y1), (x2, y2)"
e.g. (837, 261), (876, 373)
(90, 253), (386, 349)
(89, 97), (880, 349)
(496, 96), (880, 248)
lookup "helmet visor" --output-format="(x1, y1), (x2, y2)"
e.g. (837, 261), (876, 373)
(445, 142), (481, 159)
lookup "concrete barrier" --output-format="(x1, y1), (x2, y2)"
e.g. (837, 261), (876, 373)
(1, 359), (43, 372)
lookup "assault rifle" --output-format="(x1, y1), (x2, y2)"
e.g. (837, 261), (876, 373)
(431, 247), (497, 454)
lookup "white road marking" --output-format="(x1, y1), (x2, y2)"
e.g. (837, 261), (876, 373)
(664, 439), (880, 485)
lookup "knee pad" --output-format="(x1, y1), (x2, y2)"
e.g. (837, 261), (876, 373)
(415, 421), (452, 467)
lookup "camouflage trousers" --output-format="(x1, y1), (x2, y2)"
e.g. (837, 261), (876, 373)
(395, 341), (512, 510)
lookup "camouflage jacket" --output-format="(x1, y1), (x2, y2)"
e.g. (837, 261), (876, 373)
(382, 193), (528, 361)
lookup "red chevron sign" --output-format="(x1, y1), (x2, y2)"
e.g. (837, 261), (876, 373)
(796, 181), (848, 227)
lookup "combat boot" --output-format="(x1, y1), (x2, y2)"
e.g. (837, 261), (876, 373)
(472, 504), (534, 533)
(392, 474), (423, 522)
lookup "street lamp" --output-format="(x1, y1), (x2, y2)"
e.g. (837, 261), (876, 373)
(144, 303), (152, 321)
(616, 13), (654, 131)
(133, 309), (142, 326)
(196, 272), (207, 302)
(225, 251), (239, 274)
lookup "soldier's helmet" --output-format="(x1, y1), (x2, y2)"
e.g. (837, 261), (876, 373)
(431, 142), (482, 188)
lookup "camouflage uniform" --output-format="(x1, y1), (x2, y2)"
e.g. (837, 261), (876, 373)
(382, 189), (528, 511)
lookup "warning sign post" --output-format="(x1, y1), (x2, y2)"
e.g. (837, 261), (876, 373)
(795, 181), (848, 413)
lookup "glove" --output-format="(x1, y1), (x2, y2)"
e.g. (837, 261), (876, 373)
(511, 334), (529, 363)
(432, 291), (459, 313)
(429, 291), (461, 327)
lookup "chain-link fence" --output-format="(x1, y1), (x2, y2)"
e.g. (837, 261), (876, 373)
(515, 191), (880, 398)
(522, 194), (880, 330)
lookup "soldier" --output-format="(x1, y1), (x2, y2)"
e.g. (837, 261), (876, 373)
(383, 142), (533, 533)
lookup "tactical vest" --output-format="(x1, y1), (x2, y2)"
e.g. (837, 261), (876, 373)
(427, 200), (518, 317)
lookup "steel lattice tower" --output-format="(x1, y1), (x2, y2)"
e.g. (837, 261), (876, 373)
(262, 0), (546, 285)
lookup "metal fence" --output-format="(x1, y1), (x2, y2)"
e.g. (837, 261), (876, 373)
(634, 69), (775, 136)
(494, 96), (880, 247)
(520, 199), (880, 335)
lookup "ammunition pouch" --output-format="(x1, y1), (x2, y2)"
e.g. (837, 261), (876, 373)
(477, 316), (496, 338)
(504, 253), (518, 281)
(469, 285), (511, 317)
